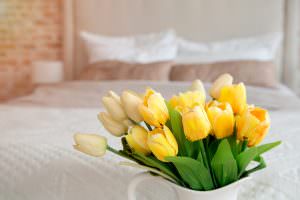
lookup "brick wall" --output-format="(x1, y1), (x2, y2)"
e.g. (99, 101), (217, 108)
(0, 0), (63, 101)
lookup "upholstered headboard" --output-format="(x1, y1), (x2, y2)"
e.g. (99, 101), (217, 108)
(63, 0), (299, 89)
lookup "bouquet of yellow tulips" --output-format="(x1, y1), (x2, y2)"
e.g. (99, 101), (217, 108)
(73, 74), (281, 191)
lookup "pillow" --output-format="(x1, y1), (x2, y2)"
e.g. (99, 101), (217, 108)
(176, 32), (282, 63)
(78, 61), (173, 81)
(80, 30), (177, 64)
(80, 32), (135, 64)
(134, 30), (177, 63)
(170, 61), (277, 88)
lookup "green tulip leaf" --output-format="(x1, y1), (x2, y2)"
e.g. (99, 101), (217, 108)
(236, 141), (281, 177)
(211, 139), (238, 186)
(208, 139), (220, 160)
(227, 135), (239, 158)
(166, 156), (214, 191)
(236, 147), (258, 177)
(256, 141), (281, 156)
(243, 156), (266, 177)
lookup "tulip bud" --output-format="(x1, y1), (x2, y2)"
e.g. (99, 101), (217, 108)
(98, 112), (128, 136)
(125, 125), (151, 155)
(189, 79), (206, 95)
(218, 83), (247, 115)
(102, 91), (127, 121)
(139, 89), (169, 127)
(206, 101), (234, 139)
(122, 119), (134, 127)
(147, 126), (178, 162)
(73, 133), (107, 157)
(170, 90), (206, 113)
(121, 90), (143, 122)
(182, 106), (211, 141)
(236, 106), (270, 147)
(210, 73), (233, 99)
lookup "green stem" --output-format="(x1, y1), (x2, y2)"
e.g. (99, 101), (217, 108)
(199, 140), (208, 168)
(107, 145), (121, 155)
(144, 122), (153, 131)
(241, 140), (248, 152)
(107, 145), (138, 163)
(107, 145), (182, 185)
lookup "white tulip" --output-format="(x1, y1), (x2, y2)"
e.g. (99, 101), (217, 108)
(209, 73), (233, 99)
(73, 133), (107, 157)
(122, 119), (135, 127)
(121, 90), (143, 122)
(189, 79), (206, 95)
(102, 91), (127, 121)
(98, 112), (128, 136)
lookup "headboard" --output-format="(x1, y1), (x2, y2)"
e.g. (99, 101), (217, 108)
(63, 0), (299, 89)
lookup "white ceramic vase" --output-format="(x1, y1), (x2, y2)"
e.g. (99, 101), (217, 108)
(128, 172), (249, 200)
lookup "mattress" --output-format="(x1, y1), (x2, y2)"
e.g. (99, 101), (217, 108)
(1, 81), (300, 200)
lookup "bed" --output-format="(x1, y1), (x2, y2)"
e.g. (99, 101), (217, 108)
(1, 81), (300, 200)
(1, 0), (300, 199)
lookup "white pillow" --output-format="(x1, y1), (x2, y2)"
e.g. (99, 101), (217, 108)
(80, 32), (135, 64)
(176, 32), (282, 63)
(80, 30), (177, 64)
(134, 30), (177, 63)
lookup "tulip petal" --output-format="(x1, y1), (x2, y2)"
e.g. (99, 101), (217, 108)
(73, 133), (107, 157)
(121, 90), (143, 122)
(126, 126), (150, 155)
(207, 101), (234, 139)
(236, 106), (270, 146)
(189, 79), (206, 96)
(147, 127), (178, 162)
(210, 73), (233, 99)
(139, 104), (161, 127)
(148, 134), (176, 162)
(182, 106), (211, 141)
(163, 126), (178, 154)
(98, 112), (127, 136)
(147, 93), (169, 125)
(102, 95), (127, 121)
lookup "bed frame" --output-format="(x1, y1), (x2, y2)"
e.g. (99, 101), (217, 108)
(63, 0), (299, 90)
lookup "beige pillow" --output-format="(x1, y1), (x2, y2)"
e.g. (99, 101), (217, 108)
(78, 61), (173, 81)
(170, 61), (277, 88)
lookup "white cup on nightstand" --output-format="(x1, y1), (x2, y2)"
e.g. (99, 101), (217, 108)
(32, 61), (64, 84)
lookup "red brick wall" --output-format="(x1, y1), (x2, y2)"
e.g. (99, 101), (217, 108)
(0, 0), (63, 101)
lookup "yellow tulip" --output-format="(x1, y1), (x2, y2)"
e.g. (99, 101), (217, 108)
(182, 106), (211, 142)
(73, 133), (107, 157)
(102, 91), (128, 121)
(147, 125), (178, 162)
(206, 101), (234, 139)
(125, 125), (151, 155)
(170, 90), (206, 113)
(139, 89), (169, 127)
(218, 83), (247, 115)
(121, 90), (143, 122)
(98, 112), (128, 137)
(210, 73), (233, 99)
(236, 106), (270, 147)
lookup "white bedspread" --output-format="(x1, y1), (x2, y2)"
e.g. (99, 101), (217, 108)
(1, 81), (300, 200)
